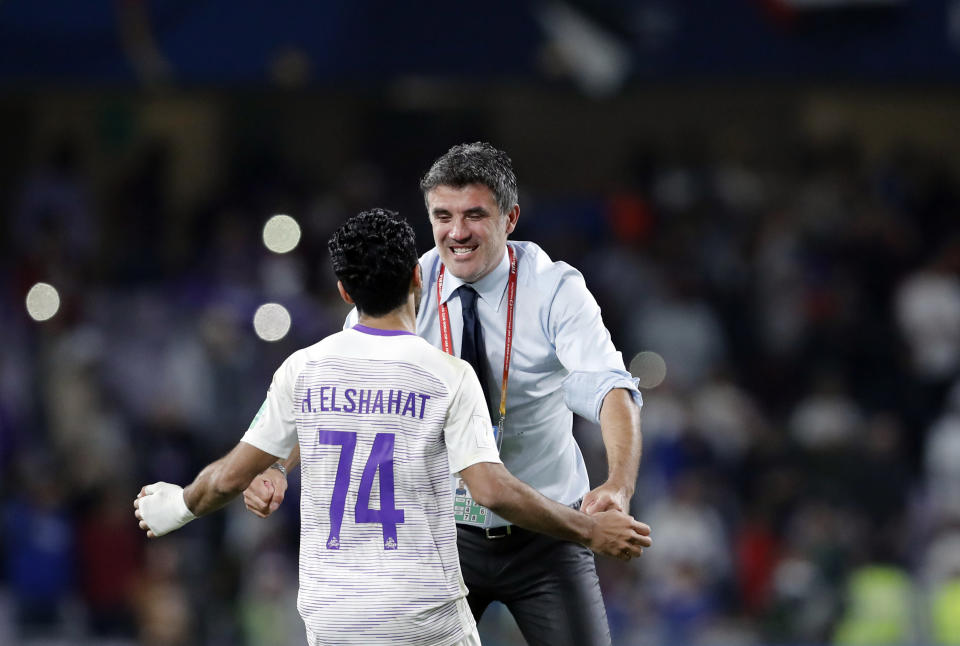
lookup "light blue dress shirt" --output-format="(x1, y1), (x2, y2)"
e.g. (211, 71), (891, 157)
(348, 240), (642, 527)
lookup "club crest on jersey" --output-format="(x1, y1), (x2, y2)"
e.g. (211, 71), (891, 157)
(384, 537), (397, 550)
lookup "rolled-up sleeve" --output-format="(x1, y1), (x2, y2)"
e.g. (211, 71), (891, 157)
(562, 370), (642, 424)
(549, 268), (643, 423)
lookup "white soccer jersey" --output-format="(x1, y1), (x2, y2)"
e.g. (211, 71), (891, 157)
(241, 325), (502, 646)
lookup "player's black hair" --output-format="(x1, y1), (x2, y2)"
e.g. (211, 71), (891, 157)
(419, 142), (518, 216)
(328, 208), (419, 317)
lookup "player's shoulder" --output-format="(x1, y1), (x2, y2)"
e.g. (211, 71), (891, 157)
(279, 330), (351, 371)
(301, 328), (467, 387)
(304, 330), (350, 355)
(411, 339), (472, 387)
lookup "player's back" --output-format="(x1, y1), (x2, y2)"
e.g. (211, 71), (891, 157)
(286, 326), (477, 646)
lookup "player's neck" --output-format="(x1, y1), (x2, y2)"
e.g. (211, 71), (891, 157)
(356, 300), (416, 334)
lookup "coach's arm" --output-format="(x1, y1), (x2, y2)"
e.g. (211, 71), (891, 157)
(243, 444), (300, 518)
(459, 461), (651, 561)
(134, 442), (280, 537)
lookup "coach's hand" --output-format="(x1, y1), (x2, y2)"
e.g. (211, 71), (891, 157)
(585, 510), (651, 561)
(582, 481), (630, 515)
(243, 467), (287, 518)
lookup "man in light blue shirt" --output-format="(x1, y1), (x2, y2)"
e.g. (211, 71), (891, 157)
(246, 143), (647, 646)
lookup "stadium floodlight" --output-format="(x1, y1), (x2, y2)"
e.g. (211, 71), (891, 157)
(629, 351), (667, 389)
(25, 282), (61, 322)
(253, 303), (292, 342)
(263, 214), (302, 254)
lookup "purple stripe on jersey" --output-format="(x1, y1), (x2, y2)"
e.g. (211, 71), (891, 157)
(352, 324), (415, 337)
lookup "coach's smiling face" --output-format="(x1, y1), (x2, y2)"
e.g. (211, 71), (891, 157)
(427, 183), (519, 283)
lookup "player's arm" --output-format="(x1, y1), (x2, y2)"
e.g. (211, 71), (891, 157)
(550, 270), (643, 515)
(243, 310), (361, 518)
(241, 351), (307, 518)
(459, 461), (650, 560)
(135, 442), (279, 538)
(447, 365), (650, 560)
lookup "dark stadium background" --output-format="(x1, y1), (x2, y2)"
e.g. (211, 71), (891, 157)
(2, 1), (960, 645)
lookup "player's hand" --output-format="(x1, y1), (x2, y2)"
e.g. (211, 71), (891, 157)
(585, 510), (651, 561)
(134, 482), (196, 538)
(243, 467), (287, 518)
(582, 481), (630, 515)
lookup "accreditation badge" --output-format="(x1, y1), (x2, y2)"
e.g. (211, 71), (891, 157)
(452, 424), (500, 526)
(453, 477), (489, 525)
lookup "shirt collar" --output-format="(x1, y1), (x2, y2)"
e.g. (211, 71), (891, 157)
(439, 246), (511, 312)
(352, 324), (416, 337)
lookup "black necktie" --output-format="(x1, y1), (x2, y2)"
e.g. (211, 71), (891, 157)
(458, 286), (492, 410)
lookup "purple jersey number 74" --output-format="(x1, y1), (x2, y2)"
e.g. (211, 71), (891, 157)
(316, 429), (405, 550)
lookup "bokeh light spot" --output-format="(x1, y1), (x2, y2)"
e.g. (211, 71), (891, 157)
(262, 214), (302, 254)
(253, 303), (291, 342)
(629, 351), (667, 389)
(25, 282), (61, 322)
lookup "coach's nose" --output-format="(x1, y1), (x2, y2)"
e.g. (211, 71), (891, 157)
(448, 216), (470, 242)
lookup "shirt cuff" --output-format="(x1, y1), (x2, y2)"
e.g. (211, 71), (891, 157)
(562, 370), (643, 424)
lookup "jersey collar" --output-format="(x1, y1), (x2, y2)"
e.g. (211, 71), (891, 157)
(352, 324), (416, 336)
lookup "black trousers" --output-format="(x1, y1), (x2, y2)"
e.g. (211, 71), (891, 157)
(457, 524), (612, 646)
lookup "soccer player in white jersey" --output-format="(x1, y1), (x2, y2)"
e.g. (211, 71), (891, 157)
(134, 208), (651, 646)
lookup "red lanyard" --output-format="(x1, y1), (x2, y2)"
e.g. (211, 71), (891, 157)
(437, 245), (518, 425)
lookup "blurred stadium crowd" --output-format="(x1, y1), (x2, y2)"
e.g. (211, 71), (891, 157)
(2, 90), (960, 646)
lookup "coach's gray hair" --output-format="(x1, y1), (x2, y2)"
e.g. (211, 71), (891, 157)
(419, 142), (518, 216)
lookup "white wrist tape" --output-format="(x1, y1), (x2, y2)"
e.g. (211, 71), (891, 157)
(139, 482), (197, 536)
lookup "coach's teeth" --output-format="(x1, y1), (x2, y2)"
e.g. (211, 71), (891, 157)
(452, 247), (475, 255)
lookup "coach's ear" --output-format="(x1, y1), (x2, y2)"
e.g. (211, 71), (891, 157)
(337, 280), (355, 305)
(505, 204), (520, 236)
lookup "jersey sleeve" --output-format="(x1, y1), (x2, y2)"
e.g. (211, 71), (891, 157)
(443, 365), (503, 474)
(240, 354), (300, 459)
